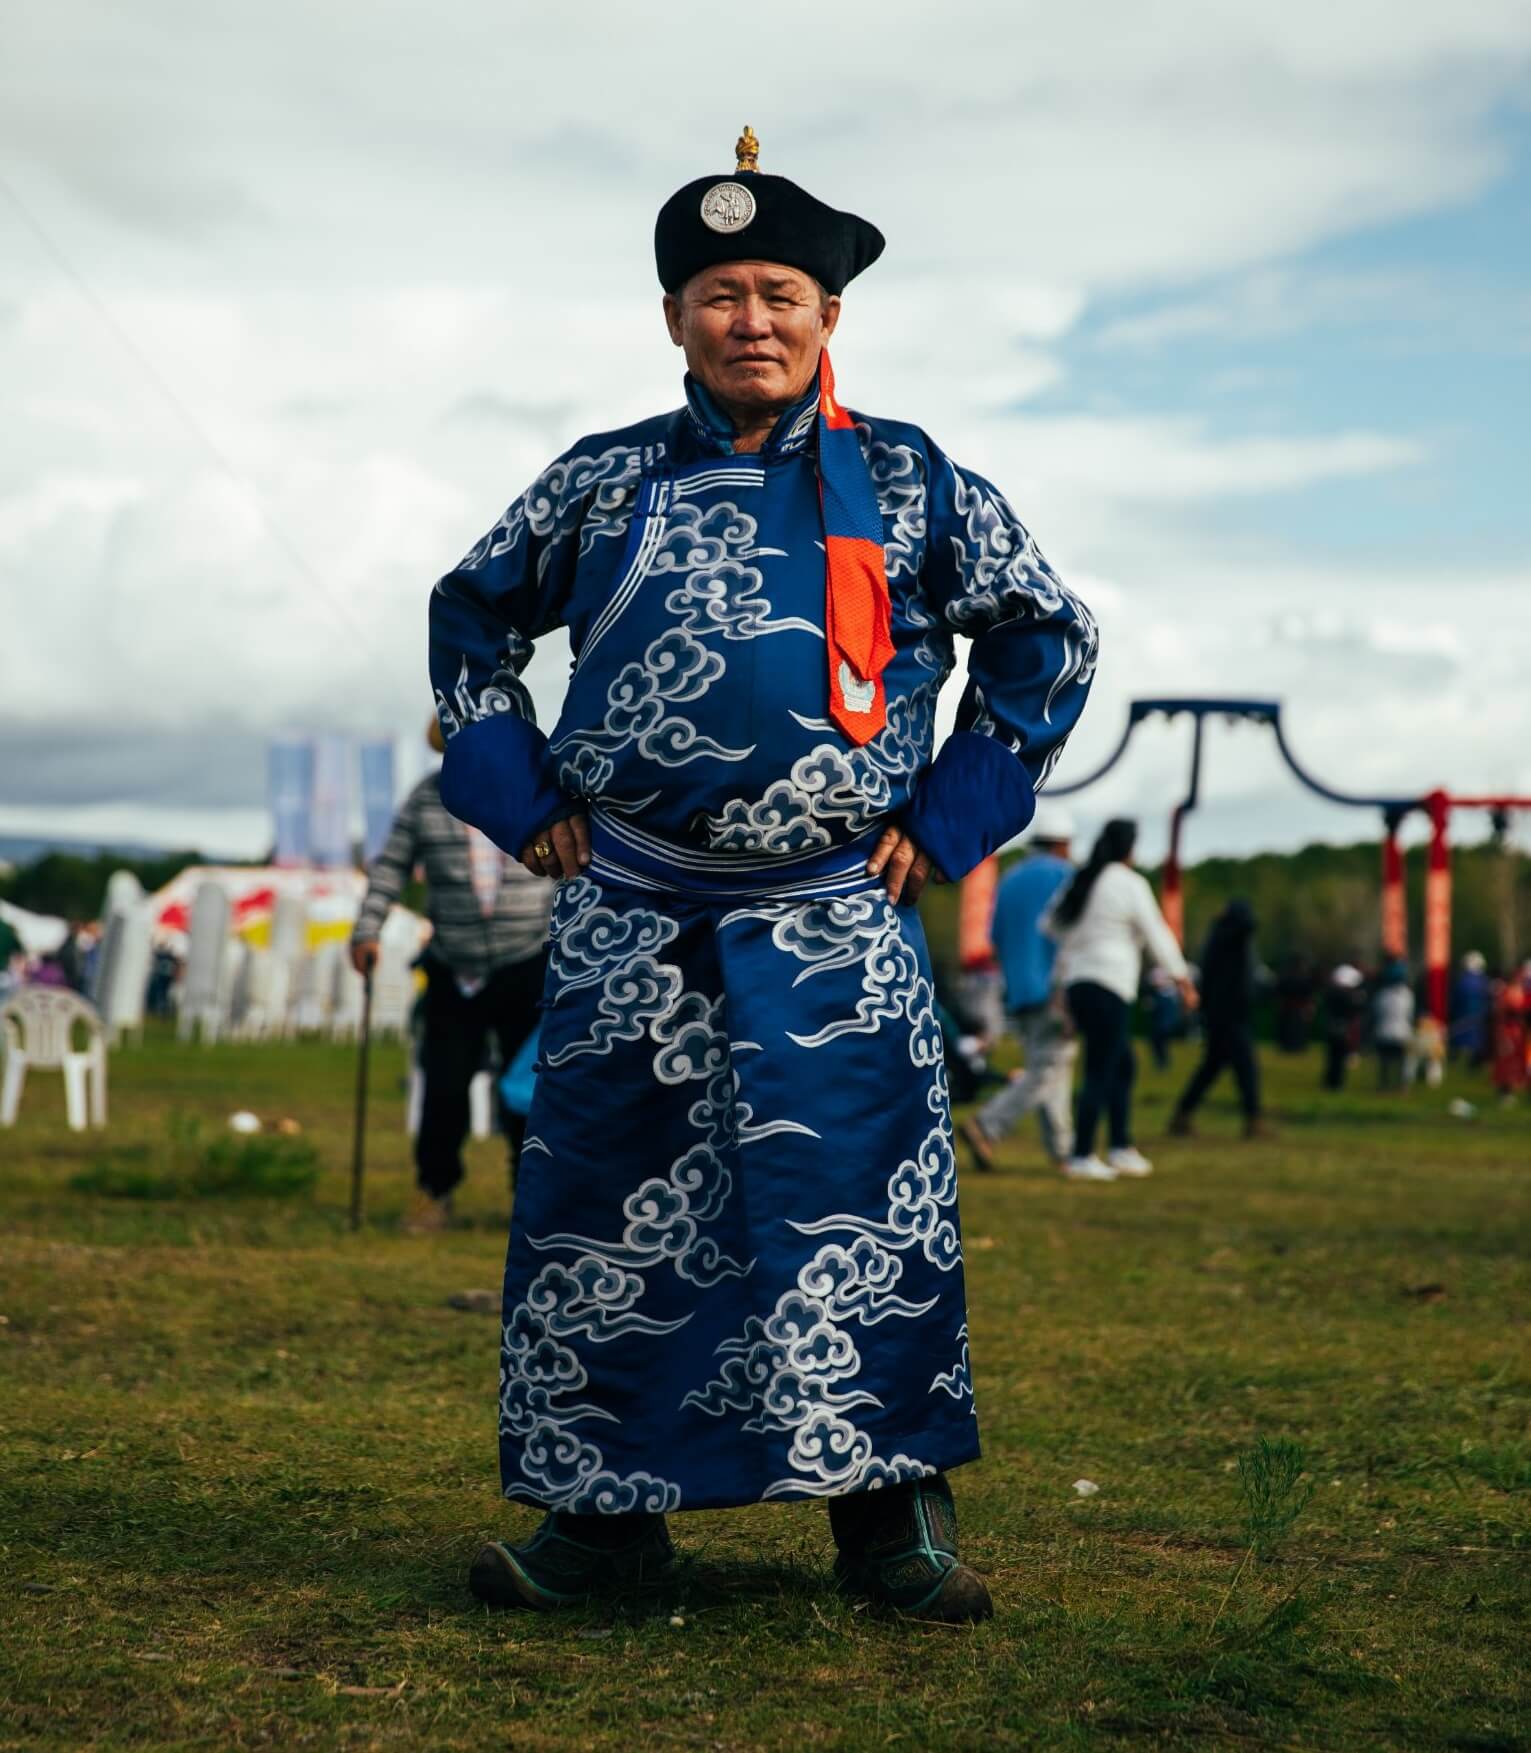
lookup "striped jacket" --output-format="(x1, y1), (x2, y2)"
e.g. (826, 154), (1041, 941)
(352, 772), (552, 981)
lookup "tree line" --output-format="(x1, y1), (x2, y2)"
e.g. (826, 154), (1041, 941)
(920, 837), (1529, 991)
(4, 837), (1526, 978)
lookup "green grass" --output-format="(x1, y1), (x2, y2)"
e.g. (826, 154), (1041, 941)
(1, 1024), (1527, 1750)
(70, 1111), (321, 1202)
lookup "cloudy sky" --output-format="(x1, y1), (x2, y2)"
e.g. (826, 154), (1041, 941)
(3, 0), (1529, 861)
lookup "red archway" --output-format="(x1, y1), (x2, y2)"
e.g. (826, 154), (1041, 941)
(960, 700), (1425, 1004)
(959, 700), (1528, 1023)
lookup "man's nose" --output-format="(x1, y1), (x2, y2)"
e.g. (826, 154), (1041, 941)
(730, 297), (772, 337)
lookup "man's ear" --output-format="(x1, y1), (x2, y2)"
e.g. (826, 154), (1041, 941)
(662, 293), (684, 347)
(821, 294), (842, 343)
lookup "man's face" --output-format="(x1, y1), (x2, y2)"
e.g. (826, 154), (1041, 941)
(664, 262), (840, 413)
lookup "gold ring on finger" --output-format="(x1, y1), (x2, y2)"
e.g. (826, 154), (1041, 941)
(534, 839), (553, 860)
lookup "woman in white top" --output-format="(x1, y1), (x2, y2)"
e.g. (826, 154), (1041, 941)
(1043, 819), (1197, 1181)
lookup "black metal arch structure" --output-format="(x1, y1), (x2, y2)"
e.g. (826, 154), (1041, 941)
(1024, 698), (1524, 1023)
(1049, 696), (1422, 821)
(1041, 697), (1429, 962)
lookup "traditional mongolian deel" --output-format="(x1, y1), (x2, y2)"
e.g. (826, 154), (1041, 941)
(429, 355), (1097, 1512)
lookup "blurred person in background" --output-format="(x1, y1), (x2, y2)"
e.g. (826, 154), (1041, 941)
(958, 809), (1076, 1172)
(1146, 966), (1184, 1070)
(52, 921), (88, 992)
(1273, 952), (1317, 1053)
(1044, 818), (1195, 1182)
(1169, 899), (1265, 1137)
(145, 946), (181, 1018)
(1374, 960), (1415, 1092)
(1321, 963), (1366, 1090)
(1490, 965), (1528, 1105)
(1409, 1010), (1446, 1088)
(0, 912), (21, 999)
(350, 718), (553, 1231)
(1450, 950), (1492, 1064)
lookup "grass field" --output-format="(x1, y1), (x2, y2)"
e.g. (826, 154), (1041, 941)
(1, 1025), (1527, 1751)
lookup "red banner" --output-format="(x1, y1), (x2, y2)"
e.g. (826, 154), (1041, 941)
(1161, 857), (1184, 947)
(1380, 831), (1407, 959)
(1423, 794), (1451, 1023)
(957, 856), (999, 972)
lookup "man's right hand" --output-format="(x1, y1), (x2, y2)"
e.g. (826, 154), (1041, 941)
(351, 940), (379, 977)
(520, 812), (591, 880)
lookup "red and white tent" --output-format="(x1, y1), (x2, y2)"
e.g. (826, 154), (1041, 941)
(148, 865), (372, 951)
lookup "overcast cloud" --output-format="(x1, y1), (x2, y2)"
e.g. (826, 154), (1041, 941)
(3, 0), (1530, 860)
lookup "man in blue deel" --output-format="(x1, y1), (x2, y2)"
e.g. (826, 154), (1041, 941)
(959, 811), (1078, 1172)
(430, 127), (1097, 1622)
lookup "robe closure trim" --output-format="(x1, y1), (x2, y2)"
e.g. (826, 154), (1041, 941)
(680, 358), (894, 745)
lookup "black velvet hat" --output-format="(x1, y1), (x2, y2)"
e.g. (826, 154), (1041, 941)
(655, 126), (885, 296)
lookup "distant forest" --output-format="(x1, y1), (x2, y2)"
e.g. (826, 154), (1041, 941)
(4, 837), (1527, 984)
(0, 848), (210, 923)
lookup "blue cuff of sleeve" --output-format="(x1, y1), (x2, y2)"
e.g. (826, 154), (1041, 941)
(899, 731), (1037, 882)
(437, 713), (570, 857)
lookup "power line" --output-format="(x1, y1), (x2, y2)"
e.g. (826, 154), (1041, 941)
(0, 172), (382, 657)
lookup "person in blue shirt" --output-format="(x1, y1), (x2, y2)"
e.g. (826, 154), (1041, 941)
(1450, 950), (1491, 1063)
(958, 811), (1077, 1170)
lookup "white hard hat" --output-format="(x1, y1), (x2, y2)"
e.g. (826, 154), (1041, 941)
(1030, 806), (1075, 843)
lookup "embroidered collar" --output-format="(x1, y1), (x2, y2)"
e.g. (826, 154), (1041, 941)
(682, 372), (821, 460)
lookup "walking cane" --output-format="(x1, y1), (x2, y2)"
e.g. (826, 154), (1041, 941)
(349, 969), (374, 1232)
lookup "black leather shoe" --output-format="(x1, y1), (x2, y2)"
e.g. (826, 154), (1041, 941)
(468, 1511), (674, 1611)
(830, 1474), (993, 1623)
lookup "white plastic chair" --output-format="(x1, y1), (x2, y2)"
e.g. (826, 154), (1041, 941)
(1, 987), (109, 1131)
(293, 941), (341, 1036)
(329, 954), (366, 1042)
(178, 881), (234, 1044)
(371, 911), (420, 1043)
(234, 947), (285, 1041)
(96, 905), (153, 1047)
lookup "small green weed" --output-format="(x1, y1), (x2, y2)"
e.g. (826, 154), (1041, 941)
(1209, 1437), (1315, 1637)
(1238, 1435), (1315, 1557)
(1456, 1440), (1531, 1493)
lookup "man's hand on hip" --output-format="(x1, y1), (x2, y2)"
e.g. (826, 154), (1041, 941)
(867, 826), (944, 905)
(521, 813), (591, 880)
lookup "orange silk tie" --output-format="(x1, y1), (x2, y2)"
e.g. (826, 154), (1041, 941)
(817, 352), (894, 745)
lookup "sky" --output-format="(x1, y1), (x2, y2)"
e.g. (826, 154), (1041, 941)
(3, 0), (1530, 864)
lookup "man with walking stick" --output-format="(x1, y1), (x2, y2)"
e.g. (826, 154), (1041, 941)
(350, 718), (553, 1231)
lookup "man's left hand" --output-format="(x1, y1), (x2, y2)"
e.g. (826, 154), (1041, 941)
(867, 826), (944, 905)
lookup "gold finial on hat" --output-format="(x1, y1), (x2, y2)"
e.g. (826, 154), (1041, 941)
(735, 125), (760, 174)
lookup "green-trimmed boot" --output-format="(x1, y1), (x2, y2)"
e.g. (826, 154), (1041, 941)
(468, 1510), (675, 1611)
(830, 1474), (993, 1623)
